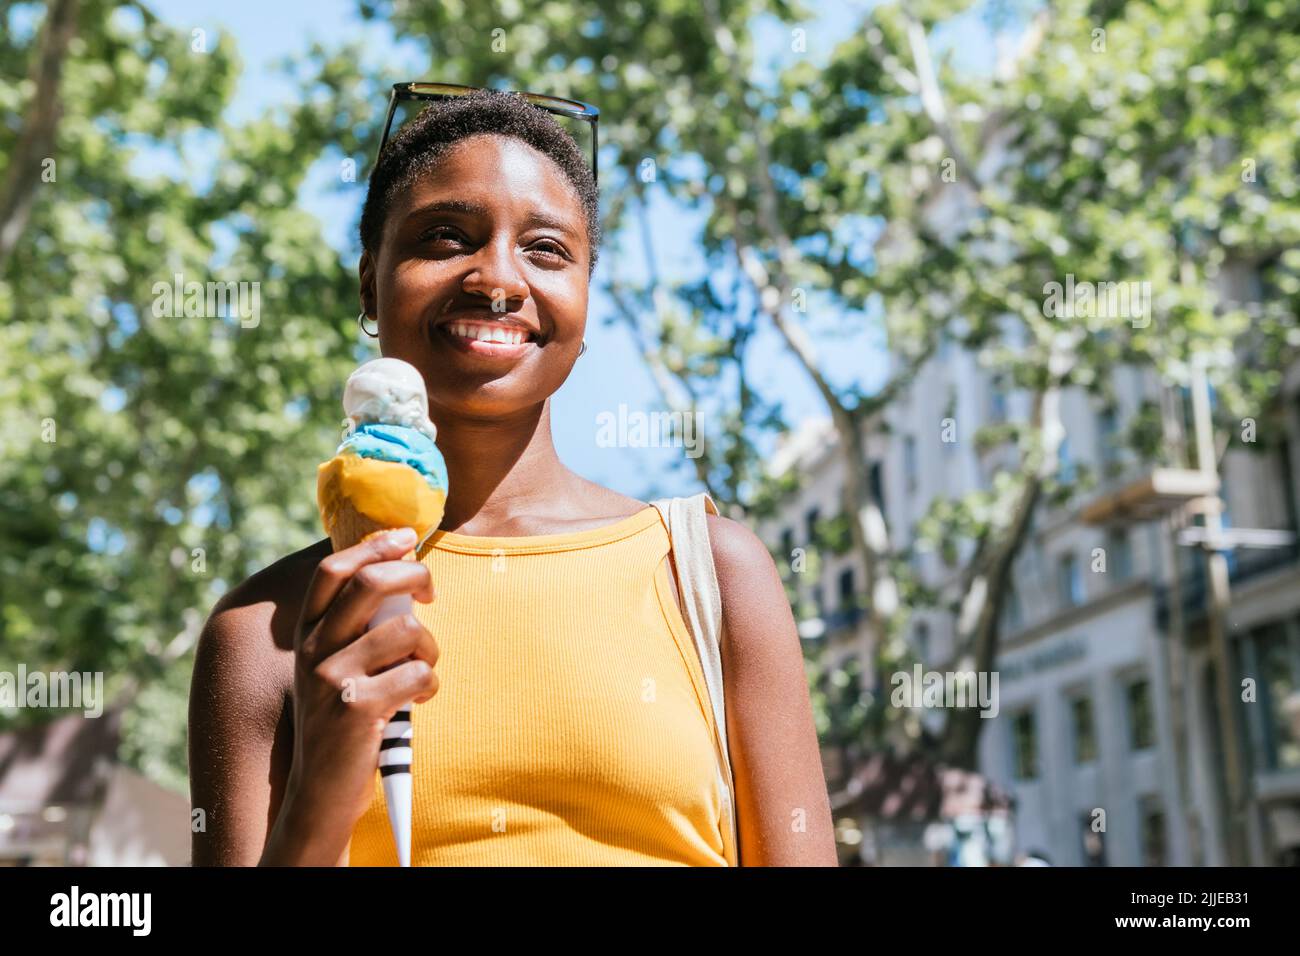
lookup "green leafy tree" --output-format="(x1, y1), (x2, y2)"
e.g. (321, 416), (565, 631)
(887, 0), (1300, 766)
(0, 0), (376, 788)
(365, 0), (1299, 773)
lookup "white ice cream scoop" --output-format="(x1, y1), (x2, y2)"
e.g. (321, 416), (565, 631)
(343, 357), (437, 440)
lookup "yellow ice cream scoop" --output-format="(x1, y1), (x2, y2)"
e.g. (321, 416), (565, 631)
(317, 454), (446, 549)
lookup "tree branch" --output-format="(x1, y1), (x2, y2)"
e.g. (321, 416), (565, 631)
(0, 0), (80, 270)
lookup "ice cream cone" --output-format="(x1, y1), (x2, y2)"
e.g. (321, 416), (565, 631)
(325, 505), (416, 557)
(316, 357), (449, 868)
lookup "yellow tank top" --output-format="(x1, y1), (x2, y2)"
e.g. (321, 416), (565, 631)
(346, 505), (733, 866)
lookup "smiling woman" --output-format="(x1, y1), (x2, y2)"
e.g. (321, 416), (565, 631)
(358, 94), (596, 421)
(187, 88), (838, 868)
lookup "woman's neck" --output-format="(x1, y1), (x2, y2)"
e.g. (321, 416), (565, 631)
(430, 400), (573, 533)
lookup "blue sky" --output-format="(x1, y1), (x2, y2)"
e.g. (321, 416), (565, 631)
(139, 0), (994, 501)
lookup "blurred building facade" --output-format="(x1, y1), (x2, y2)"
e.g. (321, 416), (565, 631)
(762, 353), (1300, 866)
(0, 710), (191, 866)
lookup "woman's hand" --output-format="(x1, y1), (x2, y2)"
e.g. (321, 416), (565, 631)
(260, 527), (438, 866)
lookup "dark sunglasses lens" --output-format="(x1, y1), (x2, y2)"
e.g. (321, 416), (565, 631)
(383, 85), (469, 146)
(520, 93), (591, 116)
(383, 98), (442, 146)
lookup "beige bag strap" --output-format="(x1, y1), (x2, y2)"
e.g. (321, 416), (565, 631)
(650, 492), (739, 866)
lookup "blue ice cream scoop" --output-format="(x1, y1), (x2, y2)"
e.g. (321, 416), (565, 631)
(337, 422), (449, 494)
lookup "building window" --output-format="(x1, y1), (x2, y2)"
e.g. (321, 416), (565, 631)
(1098, 406), (1121, 473)
(837, 567), (856, 622)
(1127, 678), (1155, 751)
(989, 377), (1008, 424)
(1000, 581), (1022, 635)
(904, 436), (918, 492)
(1057, 437), (1077, 483)
(943, 391), (957, 454)
(1252, 620), (1300, 771)
(805, 507), (820, 547)
(1057, 552), (1084, 608)
(1080, 811), (1107, 866)
(914, 621), (931, 662)
(1071, 695), (1097, 764)
(1012, 710), (1039, 780)
(1106, 529), (1133, 581)
(1029, 535), (1047, 595)
(868, 460), (885, 511)
(1139, 796), (1167, 867)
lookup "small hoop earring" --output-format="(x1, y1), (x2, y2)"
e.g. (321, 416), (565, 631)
(358, 311), (379, 338)
(578, 339), (588, 357)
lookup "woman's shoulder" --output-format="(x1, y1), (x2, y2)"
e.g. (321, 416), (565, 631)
(701, 512), (800, 669)
(636, 489), (777, 580)
(704, 511), (791, 634)
(703, 512), (777, 580)
(189, 541), (331, 815)
(581, 482), (781, 601)
(194, 538), (332, 687)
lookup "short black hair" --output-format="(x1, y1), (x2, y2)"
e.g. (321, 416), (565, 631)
(360, 88), (600, 276)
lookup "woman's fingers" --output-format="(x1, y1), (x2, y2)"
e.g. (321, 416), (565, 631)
(300, 528), (419, 627)
(334, 612), (440, 680)
(365, 658), (440, 711)
(302, 556), (435, 665)
(323, 559), (433, 644)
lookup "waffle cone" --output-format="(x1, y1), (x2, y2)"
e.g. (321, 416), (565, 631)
(326, 501), (418, 559)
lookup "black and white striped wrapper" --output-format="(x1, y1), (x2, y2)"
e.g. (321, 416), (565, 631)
(370, 592), (416, 867)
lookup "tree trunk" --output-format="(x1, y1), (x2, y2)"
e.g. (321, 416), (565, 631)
(939, 472), (1043, 768)
(939, 371), (1068, 768)
(0, 0), (80, 270)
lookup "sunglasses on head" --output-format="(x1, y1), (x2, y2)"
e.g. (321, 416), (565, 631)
(377, 82), (601, 185)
